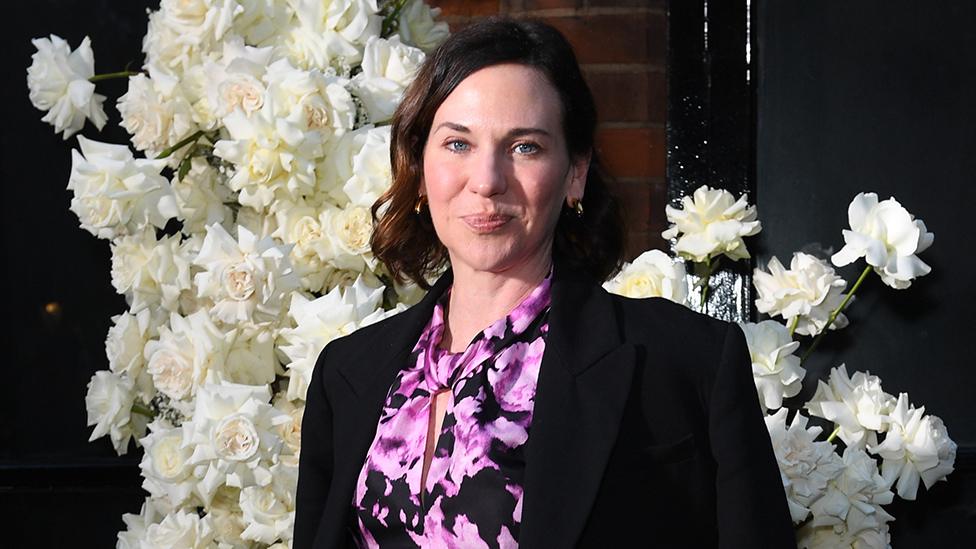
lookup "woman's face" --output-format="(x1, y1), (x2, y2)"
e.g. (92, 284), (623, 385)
(421, 63), (588, 279)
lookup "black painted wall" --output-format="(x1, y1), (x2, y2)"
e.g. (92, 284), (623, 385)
(756, 1), (976, 543)
(2, 1), (156, 546)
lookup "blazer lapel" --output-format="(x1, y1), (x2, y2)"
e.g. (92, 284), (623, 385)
(519, 264), (636, 549)
(316, 271), (454, 547)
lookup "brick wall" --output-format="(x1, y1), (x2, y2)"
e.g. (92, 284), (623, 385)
(432, 0), (668, 258)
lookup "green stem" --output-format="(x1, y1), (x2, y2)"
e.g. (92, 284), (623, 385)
(131, 401), (155, 419)
(697, 256), (721, 312)
(826, 425), (841, 443)
(788, 316), (799, 337)
(156, 130), (206, 159)
(88, 70), (141, 82)
(800, 264), (873, 364)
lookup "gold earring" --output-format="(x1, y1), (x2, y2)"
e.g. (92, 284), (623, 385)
(414, 195), (427, 214)
(571, 198), (584, 217)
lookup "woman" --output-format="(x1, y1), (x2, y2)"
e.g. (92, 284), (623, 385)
(295, 17), (795, 549)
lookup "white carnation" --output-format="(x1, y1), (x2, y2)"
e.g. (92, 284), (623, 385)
(192, 223), (299, 325)
(26, 35), (107, 138)
(278, 275), (385, 400)
(603, 249), (688, 303)
(870, 393), (956, 500)
(67, 137), (179, 240)
(805, 365), (896, 451)
(765, 408), (845, 523)
(754, 252), (849, 336)
(831, 192), (934, 289)
(396, 0), (449, 53)
(662, 185), (761, 263)
(739, 321), (805, 410)
(798, 447), (894, 549)
(353, 36), (425, 123)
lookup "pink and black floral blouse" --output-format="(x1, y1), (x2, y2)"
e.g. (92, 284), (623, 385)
(352, 274), (552, 548)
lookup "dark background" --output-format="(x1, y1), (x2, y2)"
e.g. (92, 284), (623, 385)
(755, 0), (976, 544)
(2, 0), (974, 546)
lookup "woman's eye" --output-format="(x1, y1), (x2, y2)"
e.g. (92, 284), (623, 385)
(513, 142), (540, 155)
(446, 140), (469, 153)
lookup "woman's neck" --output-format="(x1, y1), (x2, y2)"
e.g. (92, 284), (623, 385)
(441, 254), (552, 353)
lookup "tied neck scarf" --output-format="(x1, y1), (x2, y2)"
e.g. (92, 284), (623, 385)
(352, 272), (553, 548)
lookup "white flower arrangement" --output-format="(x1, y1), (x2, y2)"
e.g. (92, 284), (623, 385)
(28, 3), (950, 545)
(28, 1), (447, 545)
(649, 183), (953, 545)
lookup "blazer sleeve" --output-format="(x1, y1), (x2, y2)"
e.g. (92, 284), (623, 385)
(708, 322), (797, 548)
(294, 348), (335, 549)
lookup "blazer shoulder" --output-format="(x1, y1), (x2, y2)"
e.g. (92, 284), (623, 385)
(608, 293), (740, 378)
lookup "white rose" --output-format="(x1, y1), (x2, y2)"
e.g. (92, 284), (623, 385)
(264, 58), (357, 136)
(870, 393), (957, 500)
(111, 229), (193, 313)
(765, 408), (844, 523)
(220, 326), (278, 386)
(26, 35), (107, 139)
(273, 395), (304, 466)
(143, 0), (243, 76)
(106, 308), (154, 377)
(117, 69), (199, 157)
(171, 158), (235, 235)
(662, 185), (761, 263)
(85, 370), (139, 455)
(182, 382), (289, 504)
(116, 499), (162, 549)
(321, 205), (375, 272)
(278, 275), (384, 400)
(213, 98), (324, 211)
(831, 192), (934, 289)
(143, 509), (215, 549)
(754, 252), (850, 336)
(603, 249), (688, 303)
(805, 364), (896, 450)
(68, 137), (180, 240)
(208, 485), (247, 546)
(739, 320), (805, 410)
(144, 310), (231, 401)
(396, 0), (450, 53)
(278, 0), (381, 70)
(353, 36), (425, 123)
(139, 422), (197, 508)
(240, 484), (295, 543)
(192, 223), (299, 325)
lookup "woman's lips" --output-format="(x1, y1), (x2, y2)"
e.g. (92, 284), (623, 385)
(461, 213), (512, 233)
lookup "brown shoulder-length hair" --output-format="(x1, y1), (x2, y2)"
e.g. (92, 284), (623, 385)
(371, 16), (626, 288)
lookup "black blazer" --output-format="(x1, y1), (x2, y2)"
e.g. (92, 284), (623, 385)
(294, 263), (796, 548)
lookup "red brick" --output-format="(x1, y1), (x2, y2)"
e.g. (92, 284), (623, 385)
(585, 0), (665, 9)
(433, 0), (500, 17)
(502, 0), (583, 10)
(584, 69), (666, 124)
(538, 12), (665, 64)
(594, 126), (665, 179)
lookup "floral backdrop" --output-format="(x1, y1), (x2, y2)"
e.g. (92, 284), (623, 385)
(26, 1), (954, 547)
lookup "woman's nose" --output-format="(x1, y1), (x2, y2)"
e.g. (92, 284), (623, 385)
(467, 149), (507, 197)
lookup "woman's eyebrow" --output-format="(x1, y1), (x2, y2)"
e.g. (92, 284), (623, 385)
(433, 122), (551, 138)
